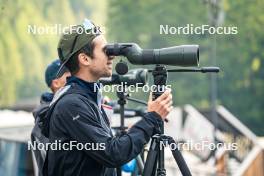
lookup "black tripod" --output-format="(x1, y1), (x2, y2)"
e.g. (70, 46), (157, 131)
(115, 87), (145, 176)
(115, 87), (128, 176)
(143, 65), (219, 176)
(114, 65), (220, 176)
(143, 65), (192, 176)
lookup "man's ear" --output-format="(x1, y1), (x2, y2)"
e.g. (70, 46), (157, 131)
(51, 79), (59, 89)
(50, 79), (60, 92)
(78, 53), (91, 66)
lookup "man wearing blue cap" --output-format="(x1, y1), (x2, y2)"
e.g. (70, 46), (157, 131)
(43, 59), (71, 101)
(31, 59), (70, 176)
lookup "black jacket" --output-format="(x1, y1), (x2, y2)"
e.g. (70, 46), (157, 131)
(47, 76), (163, 176)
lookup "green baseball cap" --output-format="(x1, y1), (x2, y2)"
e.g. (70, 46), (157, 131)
(56, 19), (101, 76)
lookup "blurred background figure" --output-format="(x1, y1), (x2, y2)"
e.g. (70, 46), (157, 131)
(43, 59), (71, 103)
(31, 59), (70, 176)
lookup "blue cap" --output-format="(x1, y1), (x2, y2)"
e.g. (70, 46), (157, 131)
(45, 59), (68, 87)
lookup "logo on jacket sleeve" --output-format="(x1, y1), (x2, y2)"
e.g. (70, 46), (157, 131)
(72, 114), (80, 121)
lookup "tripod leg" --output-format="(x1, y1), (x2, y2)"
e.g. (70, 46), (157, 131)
(117, 167), (122, 176)
(136, 155), (144, 174)
(157, 141), (166, 176)
(143, 138), (158, 176)
(168, 137), (192, 176)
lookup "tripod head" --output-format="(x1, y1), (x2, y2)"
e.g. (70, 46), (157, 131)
(149, 65), (220, 100)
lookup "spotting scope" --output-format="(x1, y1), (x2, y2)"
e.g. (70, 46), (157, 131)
(105, 43), (199, 66)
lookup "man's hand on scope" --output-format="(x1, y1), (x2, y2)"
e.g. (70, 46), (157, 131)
(147, 89), (173, 121)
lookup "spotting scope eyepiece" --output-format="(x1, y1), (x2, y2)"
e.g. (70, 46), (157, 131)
(105, 43), (199, 66)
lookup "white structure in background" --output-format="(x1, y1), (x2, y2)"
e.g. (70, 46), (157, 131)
(0, 110), (34, 127)
(0, 110), (36, 176)
(121, 105), (263, 176)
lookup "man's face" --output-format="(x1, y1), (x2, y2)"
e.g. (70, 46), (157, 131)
(88, 35), (114, 79)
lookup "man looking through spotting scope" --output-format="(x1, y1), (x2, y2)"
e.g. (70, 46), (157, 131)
(45, 19), (173, 176)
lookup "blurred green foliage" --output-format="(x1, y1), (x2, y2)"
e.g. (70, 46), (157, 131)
(0, 0), (106, 104)
(0, 0), (263, 135)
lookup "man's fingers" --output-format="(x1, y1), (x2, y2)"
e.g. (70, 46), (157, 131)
(160, 93), (172, 105)
(160, 105), (173, 119)
(147, 87), (173, 121)
(166, 100), (173, 107)
(156, 89), (171, 102)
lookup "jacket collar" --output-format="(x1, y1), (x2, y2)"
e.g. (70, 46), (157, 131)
(66, 76), (102, 106)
